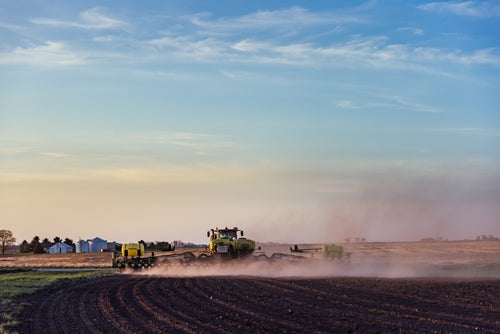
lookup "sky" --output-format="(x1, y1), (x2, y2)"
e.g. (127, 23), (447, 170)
(1, 0), (499, 244)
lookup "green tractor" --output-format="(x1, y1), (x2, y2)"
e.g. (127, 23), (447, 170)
(207, 227), (256, 257)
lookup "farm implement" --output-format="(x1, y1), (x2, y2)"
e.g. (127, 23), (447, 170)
(114, 227), (350, 270)
(290, 244), (352, 262)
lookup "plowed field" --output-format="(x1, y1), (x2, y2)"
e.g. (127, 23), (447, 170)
(16, 274), (500, 333)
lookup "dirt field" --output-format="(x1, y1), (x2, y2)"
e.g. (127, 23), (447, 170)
(15, 274), (500, 333)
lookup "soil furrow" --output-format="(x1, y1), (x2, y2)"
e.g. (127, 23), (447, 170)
(201, 277), (310, 332)
(16, 274), (500, 334)
(183, 277), (301, 332)
(157, 277), (241, 333)
(141, 276), (221, 333)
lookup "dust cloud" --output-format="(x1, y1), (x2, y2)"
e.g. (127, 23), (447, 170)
(131, 257), (492, 279)
(130, 241), (500, 279)
(249, 167), (500, 244)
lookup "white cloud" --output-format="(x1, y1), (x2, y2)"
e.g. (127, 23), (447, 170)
(464, 48), (500, 66)
(146, 31), (500, 71)
(0, 41), (86, 65)
(231, 40), (269, 52)
(31, 7), (127, 30)
(391, 96), (440, 113)
(153, 7), (498, 69)
(0, 39), (126, 66)
(335, 96), (440, 113)
(187, 7), (364, 34)
(0, 21), (28, 35)
(418, 1), (500, 18)
(4, 6), (498, 71)
(40, 152), (70, 158)
(150, 36), (229, 61)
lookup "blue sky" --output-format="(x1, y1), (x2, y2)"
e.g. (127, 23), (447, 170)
(1, 1), (499, 244)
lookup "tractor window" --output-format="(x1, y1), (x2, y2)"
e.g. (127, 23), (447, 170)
(219, 230), (237, 239)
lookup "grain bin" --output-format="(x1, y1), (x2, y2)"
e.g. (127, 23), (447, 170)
(89, 237), (107, 252)
(75, 239), (90, 253)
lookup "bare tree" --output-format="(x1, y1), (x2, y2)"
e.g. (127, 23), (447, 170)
(0, 229), (16, 255)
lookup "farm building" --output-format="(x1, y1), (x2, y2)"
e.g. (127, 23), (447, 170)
(48, 242), (73, 254)
(75, 239), (90, 253)
(89, 237), (107, 252)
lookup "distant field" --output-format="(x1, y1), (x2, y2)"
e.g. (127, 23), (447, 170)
(345, 240), (500, 262)
(0, 252), (114, 268)
(258, 240), (500, 260)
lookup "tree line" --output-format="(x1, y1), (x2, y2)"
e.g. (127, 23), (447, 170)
(138, 240), (175, 252)
(19, 235), (75, 254)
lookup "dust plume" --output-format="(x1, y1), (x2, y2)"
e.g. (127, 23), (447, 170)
(130, 257), (493, 279)
(129, 241), (500, 279)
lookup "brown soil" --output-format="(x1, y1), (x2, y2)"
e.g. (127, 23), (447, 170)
(14, 274), (500, 333)
(0, 252), (113, 268)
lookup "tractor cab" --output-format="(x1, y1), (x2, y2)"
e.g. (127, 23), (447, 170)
(211, 227), (242, 241)
(207, 227), (254, 256)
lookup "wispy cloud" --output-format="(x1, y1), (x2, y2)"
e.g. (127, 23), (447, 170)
(127, 131), (236, 149)
(391, 96), (440, 113)
(0, 41), (86, 65)
(0, 164), (261, 184)
(40, 152), (70, 158)
(3, 6), (499, 70)
(148, 32), (500, 70)
(0, 41), (125, 66)
(431, 127), (500, 137)
(149, 36), (229, 61)
(418, 1), (500, 19)
(230, 40), (270, 52)
(0, 21), (28, 35)
(30, 7), (127, 30)
(186, 7), (365, 34)
(146, 7), (495, 70)
(335, 96), (440, 113)
(463, 48), (500, 66)
(149, 7), (499, 69)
